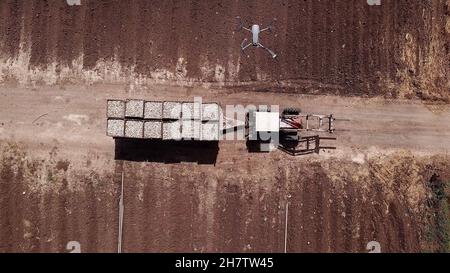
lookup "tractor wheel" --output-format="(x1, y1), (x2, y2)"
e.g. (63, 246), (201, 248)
(282, 107), (301, 116)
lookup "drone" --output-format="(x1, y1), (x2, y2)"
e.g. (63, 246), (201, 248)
(236, 16), (278, 59)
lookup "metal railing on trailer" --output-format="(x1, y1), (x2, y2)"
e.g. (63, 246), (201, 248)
(278, 135), (337, 156)
(281, 114), (336, 133)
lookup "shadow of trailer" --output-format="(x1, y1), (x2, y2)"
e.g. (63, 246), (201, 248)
(114, 138), (219, 165)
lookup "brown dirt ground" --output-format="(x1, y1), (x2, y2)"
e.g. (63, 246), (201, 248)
(1, 142), (449, 253)
(0, 0), (449, 99)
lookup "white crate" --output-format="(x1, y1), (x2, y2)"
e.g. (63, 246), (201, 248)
(163, 102), (182, 119)
(144, 121), (162, 139)
(182, 102), (201, 120)
(125, 120), (144, 138)
(202, 103), (220, 121)
(107, 100), (125, 118)
(144, 101), (163, 119)
(201, 122), (219, 141)
(182, 120), (201, 140)
(162, 121), (181, 140)
(125, 100), (144, 118)
(107, 119), (125, 137)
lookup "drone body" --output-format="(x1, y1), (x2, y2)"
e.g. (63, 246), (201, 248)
(236, 17), (278, 59)
(251, 24), (260, 45)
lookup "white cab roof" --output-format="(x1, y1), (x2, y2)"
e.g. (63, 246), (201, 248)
(255, 112), (280, 132)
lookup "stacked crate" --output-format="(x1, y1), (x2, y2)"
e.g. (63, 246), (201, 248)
(162, 102), (182, 140)
(107, 99), (220, 141)
(201, 103), (220, 141)
(107, 100), (126, 137)
(144, 101), (163, 139)
(124, 100), (145, 138)
(181, 102), (201, 140)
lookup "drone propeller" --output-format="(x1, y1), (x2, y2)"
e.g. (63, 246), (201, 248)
(263, 18), (277, 33)
(235, 16), (244, 32)
(269, 18), (277, 31)
(240, 38), (248, 48)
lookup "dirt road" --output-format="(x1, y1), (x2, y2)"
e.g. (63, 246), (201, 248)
(0, 84), (449, 253)
(1, 84), (449, 157)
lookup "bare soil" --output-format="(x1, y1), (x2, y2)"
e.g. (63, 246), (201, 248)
(0, 0), (449, 99)
(1, 141), (449, 253)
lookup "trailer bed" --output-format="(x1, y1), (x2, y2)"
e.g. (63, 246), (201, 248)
(107, 99), (220, 141)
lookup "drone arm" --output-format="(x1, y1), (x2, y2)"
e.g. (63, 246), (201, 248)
(257, 42), (277, 58)
(236, 24), (252, 32)
(241, 39), (252, 51)
(242, 43), (252, 51)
